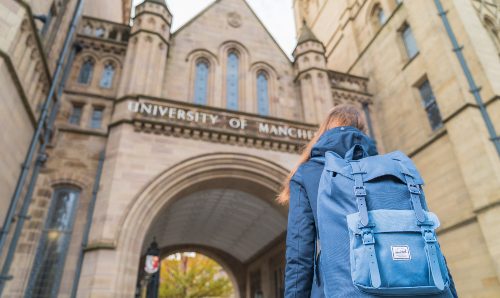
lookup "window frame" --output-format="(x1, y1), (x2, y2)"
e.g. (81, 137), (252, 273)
(68, 103), (84, 125)
(226, 51), (240, 111)
(90, 106), (104, 129)
(99, 62), (116, 89)
(25, 186), (80, 298)
(193, 59), (210, 105)
(256, 70), (270, 116)
(77, 58), (95, 85)
(399, 23), (419, 59)
(416, 79), (443, 131)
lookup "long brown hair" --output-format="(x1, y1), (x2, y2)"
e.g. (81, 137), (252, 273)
(277, 104), (367, 204)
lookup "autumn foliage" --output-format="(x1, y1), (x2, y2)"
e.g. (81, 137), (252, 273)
(159, 252), (234, 298)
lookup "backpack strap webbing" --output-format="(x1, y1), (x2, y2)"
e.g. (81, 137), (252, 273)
(398, 161), (445, 290)
(349, 161), (381, 289)
(397, 161), (426, 223)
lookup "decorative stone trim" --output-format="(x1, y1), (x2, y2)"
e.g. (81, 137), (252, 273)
(132, 120), (304, 153)
(84, 240), (117, 252)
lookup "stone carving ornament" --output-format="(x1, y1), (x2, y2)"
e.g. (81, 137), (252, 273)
(227, 12), (242, 28)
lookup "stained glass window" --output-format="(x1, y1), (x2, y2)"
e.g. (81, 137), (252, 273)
(77, 58), (94, 85)
(100, 63), (115, 89)
(26, 188), (79, 298)
(226, 52), (239, 110)
(418, 79), (443, 131)
(193, 60), (209, 105)
(257, 71), (269, 116)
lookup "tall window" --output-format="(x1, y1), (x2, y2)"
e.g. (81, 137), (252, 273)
(374, 5), (386, 25)
(26, 187), (79, 298)
(90, 106), (104, 129)
(226, 52), (239, 110)
(401, 24), (419, 59)
(257, 71), (269, 116)
(68, 104), (83, 125)
(417, 79), (443, 130)
(193, 60), (209, 105)
(77, 58), (94, 85)
(100, 63), (115, 89)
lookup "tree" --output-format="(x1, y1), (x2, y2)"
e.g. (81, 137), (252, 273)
(159, 252), (234, 298)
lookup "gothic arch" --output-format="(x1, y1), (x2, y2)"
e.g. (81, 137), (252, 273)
(107, 153), (288, 296)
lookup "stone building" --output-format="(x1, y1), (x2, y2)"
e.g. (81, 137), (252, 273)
(0, 0), (498, 297)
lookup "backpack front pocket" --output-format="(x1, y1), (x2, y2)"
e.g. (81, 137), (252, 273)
(347, 210), (449, 296)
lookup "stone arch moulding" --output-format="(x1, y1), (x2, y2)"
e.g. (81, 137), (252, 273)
(219, 40), (251, 110)
(99, 55), (123, 69)
(365, 0), (385, 26)
(185, 49), (219, 106)
(108, 152), (289, 296)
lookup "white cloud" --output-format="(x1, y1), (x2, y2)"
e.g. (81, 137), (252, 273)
(131, 0), (296, 57)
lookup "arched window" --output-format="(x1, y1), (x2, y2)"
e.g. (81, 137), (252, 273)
(226, 52), (239, 110)
(193, 60), (209, 105)
(100, 62), (115, 88)
(26, 187), (80, 298)
(256, 71), (269, 116)
(77, 58), (94, 85)
(373, 4), (386, 26)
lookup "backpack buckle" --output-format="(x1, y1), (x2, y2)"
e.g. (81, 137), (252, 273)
(423, 229), (437, 243)
(354, 186), (367, 196)
(408, 184), (421, 195)
(362, 230), (375, 245)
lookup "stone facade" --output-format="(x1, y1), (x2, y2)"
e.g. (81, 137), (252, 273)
(294, 0), (500, 297)
(0, 0), (498, 297)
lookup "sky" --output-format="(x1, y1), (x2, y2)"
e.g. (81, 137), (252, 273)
(131, 0), (297, 57)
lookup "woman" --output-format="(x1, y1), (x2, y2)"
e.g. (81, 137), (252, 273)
(278, 104), (374, 297)
(279, 104), (458, 297)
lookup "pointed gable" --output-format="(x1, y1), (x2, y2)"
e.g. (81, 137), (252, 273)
(163, 0), (301, 120)
(172, 0), (291, 61)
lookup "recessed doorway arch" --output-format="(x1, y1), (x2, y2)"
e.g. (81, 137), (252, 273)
(112, 152), (289, 297)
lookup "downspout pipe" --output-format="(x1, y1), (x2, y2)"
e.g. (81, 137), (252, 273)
(0, 42), (82, 295)
(70, 149), (105, 298)
(434, 0), (500, 157)
(0, 0), (85, 258)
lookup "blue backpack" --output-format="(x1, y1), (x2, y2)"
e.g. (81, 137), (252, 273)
(317, 146), (452, 297)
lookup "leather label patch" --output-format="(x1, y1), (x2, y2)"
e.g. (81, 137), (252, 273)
(391, 245), (411, 260)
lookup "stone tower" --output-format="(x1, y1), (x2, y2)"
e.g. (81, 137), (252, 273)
(293, 21), (333, 124)
(118, 0), (172, 97)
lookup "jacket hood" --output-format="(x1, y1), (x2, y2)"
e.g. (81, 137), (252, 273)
(311, 126), (378, 159)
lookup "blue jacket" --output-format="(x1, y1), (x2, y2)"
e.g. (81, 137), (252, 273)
(283, 126), (458, 297)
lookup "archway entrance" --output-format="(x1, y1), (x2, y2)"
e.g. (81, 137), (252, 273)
(115, 153), (289, 297)
(159, 251), (236, 298)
